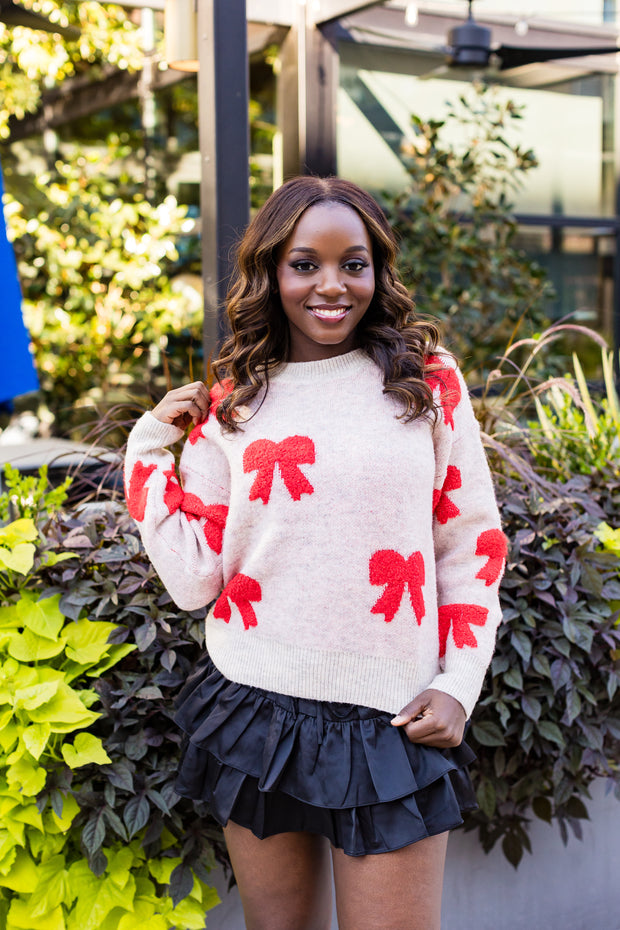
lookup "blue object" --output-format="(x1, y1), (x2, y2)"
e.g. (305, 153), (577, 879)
(0, 159), (38, 404)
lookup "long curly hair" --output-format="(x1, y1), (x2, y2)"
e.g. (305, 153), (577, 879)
(213, 176), (442, 431)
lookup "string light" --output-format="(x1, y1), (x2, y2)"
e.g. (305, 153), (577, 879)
(405, 3), (419, 27)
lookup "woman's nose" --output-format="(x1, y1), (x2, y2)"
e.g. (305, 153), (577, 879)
(315, 267), (346, 295)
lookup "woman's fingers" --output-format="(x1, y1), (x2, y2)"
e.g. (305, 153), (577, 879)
(151, 382), (211, 428)
(390, 689), (466, 748)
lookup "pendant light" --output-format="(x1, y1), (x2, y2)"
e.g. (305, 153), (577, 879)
(164, 0), (198, 72)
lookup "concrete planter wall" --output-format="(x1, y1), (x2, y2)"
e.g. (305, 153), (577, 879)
(205, 780), (620, 930)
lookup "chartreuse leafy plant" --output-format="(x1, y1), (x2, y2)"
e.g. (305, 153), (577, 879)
(0, 476), (220, 929)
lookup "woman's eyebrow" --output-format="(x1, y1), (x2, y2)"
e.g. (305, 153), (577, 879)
(288, 245), (370, 254)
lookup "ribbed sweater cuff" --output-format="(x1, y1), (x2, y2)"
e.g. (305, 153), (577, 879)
(127, 412), (185, 452)
(427, 667), (488, 719)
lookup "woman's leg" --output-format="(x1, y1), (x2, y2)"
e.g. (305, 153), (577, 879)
(331, 831), (449, 930)
(223, 821), (334, 930)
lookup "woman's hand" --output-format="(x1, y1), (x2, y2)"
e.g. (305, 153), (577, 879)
(151, 381), (211, 431)
(390, 689), (466, 748)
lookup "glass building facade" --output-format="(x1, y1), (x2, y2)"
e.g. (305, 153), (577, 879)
(329, 1), (620, 362)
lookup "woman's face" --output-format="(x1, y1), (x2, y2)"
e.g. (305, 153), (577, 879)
(275, 202), (375, 362)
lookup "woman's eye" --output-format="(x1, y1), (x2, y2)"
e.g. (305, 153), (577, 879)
(344, 260), (368, 273)
(291, 261), (317, 272)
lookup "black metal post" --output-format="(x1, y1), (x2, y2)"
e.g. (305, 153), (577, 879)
(198, 0), (250, 367)
(614, 70), (620, 382)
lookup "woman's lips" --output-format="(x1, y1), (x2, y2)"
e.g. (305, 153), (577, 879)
(307, 305), (351, 322)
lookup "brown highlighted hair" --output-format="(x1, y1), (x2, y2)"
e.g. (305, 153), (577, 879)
(213, 176), (441, 430)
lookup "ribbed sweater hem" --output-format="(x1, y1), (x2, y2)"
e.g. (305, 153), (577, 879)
(206, 623), (443, 717)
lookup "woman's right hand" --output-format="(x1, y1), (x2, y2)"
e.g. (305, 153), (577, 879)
(151, 381), (211, 431)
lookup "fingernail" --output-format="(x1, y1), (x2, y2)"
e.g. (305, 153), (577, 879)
(391, 715), (406, 725)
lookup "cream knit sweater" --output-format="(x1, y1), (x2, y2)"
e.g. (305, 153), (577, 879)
(125, 349), (506, 717)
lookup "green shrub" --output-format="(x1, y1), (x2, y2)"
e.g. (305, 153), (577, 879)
(4, 146), (202, 438)
(465, 329), (620, 866)
(0, 472), (223, 928)
(381, 84), (556, 379)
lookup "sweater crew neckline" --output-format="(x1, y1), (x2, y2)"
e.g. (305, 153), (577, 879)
(272, 349), (371, 383)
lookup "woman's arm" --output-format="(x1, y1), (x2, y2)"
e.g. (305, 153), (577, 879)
(124, 382), (230, 610)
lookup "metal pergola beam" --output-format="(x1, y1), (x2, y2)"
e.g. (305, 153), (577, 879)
(246, 0), (382, 26)
(198, 0), (250, 362)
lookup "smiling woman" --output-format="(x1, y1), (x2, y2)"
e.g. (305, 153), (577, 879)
(124, 176), (507, 930)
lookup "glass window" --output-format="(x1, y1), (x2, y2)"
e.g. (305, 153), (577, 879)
(337, 42), (615, 216)
(514, 225), (615, 371)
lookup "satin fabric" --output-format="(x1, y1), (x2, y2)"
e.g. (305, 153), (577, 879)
(174, 654), (478, 856)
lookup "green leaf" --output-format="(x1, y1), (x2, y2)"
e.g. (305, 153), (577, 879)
(521, 695), (541, 722)
(501, 832), (524, 869)
(17, 594), (64, 641)
(511, 630), (532, 666)
(14, 680), (60, 712)
(0, 518), (37, 547)
(67, 860), (136, 930)
(64, 618), (118, 666)
(82, 811), (107, 857)
(537, 720), (565, 747)
(0, 542), (36, 574)
(6, 757), (47, 796)
(472, 720), (505, 746)
(62, 733), (111, 769)
(7, 900), (65, 930)
(22, 722), (51, 760)
(25, 854), (69, 916)
(169, 863), (195, 907)
(123, 794), (150, 838)
(565, 796), (589, 820)
(476, 780), (496, 818)
(85, 643), (136, 677)
(503, 666), (523, 690)
(0, 848), (38, 893)
(29, 682), (100, 730)
(8, 629), (66, 662)
(532, 796), (552, 823)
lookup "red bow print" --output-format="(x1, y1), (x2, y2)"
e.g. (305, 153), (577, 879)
(163, 467), (228, 554)
(163, 468), (227, 553)
(214, 573), (262, 630)
(243, 436), (315, 504)
(433, 465), (462, 525)
(369, 550), (425, 624)
(125, 461), (157, 522)
(438, 603), (488, 656)
(188, 421), (208, 445)
(426, 357), (462, 430)
(163, 466), (184, 513)
(475, 529), (508, 586)
(209, 378), (233, 418)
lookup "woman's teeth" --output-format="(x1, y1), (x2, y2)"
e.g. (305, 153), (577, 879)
(309, 306), (349, 319)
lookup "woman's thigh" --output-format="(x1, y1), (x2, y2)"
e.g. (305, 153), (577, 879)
(331, 831), (449, 930)
(223, 820), (333, 930)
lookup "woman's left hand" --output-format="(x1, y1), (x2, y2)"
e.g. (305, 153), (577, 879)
(390, 690), (466, 748)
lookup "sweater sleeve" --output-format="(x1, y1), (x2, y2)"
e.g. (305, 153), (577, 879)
(124, 411), (230, 611)
(426, 358), (507, 718)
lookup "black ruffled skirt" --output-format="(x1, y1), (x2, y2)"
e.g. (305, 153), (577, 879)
(173, 654), (477, 856)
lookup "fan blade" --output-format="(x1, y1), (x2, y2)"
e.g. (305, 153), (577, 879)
(418, 64), (450, 81)
(0, 0), (80, 38)
(497, 44), (618, 70)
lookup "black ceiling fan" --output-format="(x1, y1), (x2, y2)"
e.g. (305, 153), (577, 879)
(0, 0), (80, 39)
(446, 0), (618, 70)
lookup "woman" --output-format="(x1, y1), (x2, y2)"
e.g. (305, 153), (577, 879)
(125, 176), (506, 930)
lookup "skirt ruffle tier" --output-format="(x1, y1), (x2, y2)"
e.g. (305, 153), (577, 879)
(173, 653), (478, 856)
